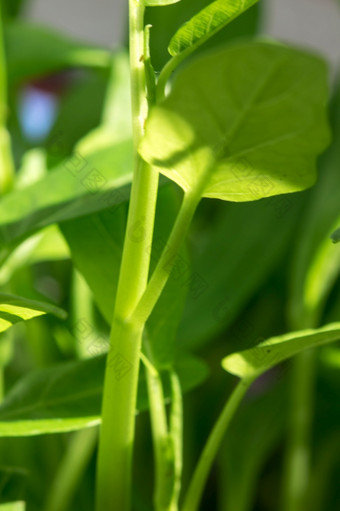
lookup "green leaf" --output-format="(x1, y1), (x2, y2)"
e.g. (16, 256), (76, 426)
(222, 323), (340, 379)
(0, 467), (27, 505)
(146, 0), (260, 70)
(146, 0), (182, 6)
(0, 293), (66, 334)
(5, 22), (110, 83)
(0, 138), (133, 254)
(61, 184), (189, 369)
(178, 195), (302, 348)
(0, 226), (70, 286)
(140, 42), (330, 202)
(331, 227), (340, 244)
(0, 503), (25, 511)
(289, 79), (340, 328)
(220, 382), (286, 511)
(168, 0), (259, 56)
(0, 353), (207, 436)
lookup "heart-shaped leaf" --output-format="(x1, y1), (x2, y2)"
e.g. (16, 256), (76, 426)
(0, 293), (66, 334)
(140, 42), (330, 202)
(0, 353), (207, 436)
(169, 0), (259, 56)
(222, 323), (340, 379)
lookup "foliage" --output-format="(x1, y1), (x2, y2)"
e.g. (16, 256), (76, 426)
(0, 1), (339, 511)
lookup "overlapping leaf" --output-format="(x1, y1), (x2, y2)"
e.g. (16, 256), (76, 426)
(222, 323), (340, 379)
(140, 42), (330, 202)
(289, 80), (340, 327)
(0, 353), (207, 436)
(0, 293), (66, 334)
(0, 139), (133, 255)
(178, 194), (301, 348)
(169, 0), (259, 56)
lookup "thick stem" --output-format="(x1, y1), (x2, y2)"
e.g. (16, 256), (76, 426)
(181, 378), (254, 511)
(0, 3), (14, 194)
(95, 2), (159, 510)
(281, 349), (316, 511)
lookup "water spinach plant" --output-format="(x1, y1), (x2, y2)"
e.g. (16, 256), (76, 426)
(0, 0), (340, 511)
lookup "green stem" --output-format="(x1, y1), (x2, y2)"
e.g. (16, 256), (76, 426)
(95, 2), (159, 510)
(145, 355), (174, 511)
(169, 371), (183, 511)
(131, 191), (201, 327)
(181, 378), (254, 511)
(281, 349), (316, 511)
(44, 427), (98, 511)
(0, 2), (14, 194)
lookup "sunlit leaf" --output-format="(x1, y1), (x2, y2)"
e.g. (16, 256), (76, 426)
(0, 293), (66, 334)
(0, 353), (207, 436)
(0, 503), (25, 511)
(169, 0), (259, 56)
(0, 139), (133, 254)
(146, 0), (182, 6)
(140, 42), (330, 202)
(222, 323), (340, 379)
(146, 0), (260, 70)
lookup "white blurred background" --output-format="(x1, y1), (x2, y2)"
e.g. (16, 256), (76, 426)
(25, 0), (340, 67)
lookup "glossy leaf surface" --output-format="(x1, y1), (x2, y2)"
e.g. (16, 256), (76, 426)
(140, 42), (330, 202)
(222, 323), (340, 379)
(169, 0), (259, 56)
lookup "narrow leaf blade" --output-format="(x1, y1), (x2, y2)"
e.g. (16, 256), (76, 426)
(169, 0), (259, 56)
(0, 293), (66, 333)
(0, 353), (207, 436)
(222, 323), (340, 379)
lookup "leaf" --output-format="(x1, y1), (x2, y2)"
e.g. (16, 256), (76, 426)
(5, 22), (110, 83)
(0, 467), (27, 505)
(331, 228), (340, 244)
(0, 138), (133, 254)
(222, 323), (340, 379)
(0, 353), (207, 436)
(62, 184), (189, 369)
(220, 382), (286, 511)
(0, 503), (25, 511)
(0, 226), (70, 286)
(146, 0), (182, 6)
(0, 293), (66, 334)
(140, 42), (330, 202)
(289, 79), (340, 328)
(168, 0), (259, 56)
(178, 194), (302, 349)
(146, 0), (260, 71)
